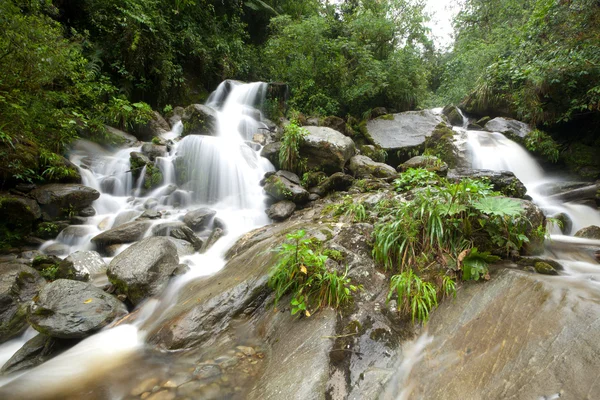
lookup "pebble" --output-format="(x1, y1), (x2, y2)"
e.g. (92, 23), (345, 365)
(130, 378), (159, 396)
(146, 390), (176, 400)
(162, 373), (192, 388)
(236, 346), (256, 356)
(193, 364), (221, 380)
(214, 355), (239, 368)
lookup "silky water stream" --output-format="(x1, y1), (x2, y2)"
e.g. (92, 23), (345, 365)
(0, 81), (275, 399)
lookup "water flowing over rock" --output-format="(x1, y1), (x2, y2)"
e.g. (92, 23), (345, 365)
(181, 104), (218, 136)
(29, 184), (100, 219)
(1, 333), (73, 374)
(0, 264), (45, 343)
(107, 237), (179, 305)
(574, 225), (600, 239)
(347, 155), (397, 178)
(182, 208), (216, 231)
(28, 279), (127, 339)
(300, 126), (356, 173)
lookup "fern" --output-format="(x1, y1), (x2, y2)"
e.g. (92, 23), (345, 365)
(472, 196), (523, 217)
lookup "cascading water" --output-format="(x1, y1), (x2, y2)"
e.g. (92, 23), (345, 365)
(0, 81), (275, 398)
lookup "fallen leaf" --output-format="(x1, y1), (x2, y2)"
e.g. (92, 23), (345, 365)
(83, 298), (93, 304)
(300, 265), (307, 274)
(305, 310), (311, 317)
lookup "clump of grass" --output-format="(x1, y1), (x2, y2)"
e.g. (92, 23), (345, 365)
(279, 120), (308, 174)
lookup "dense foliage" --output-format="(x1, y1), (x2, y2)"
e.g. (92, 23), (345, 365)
(436, 0), (600, 127)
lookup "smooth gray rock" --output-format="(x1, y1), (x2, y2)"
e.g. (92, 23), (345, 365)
(183, 208), (217, 231)
(91, 221), (151, 250)
(152, 222), (204, 250)
(165, 238), (195, 257)
(107, 237), (179, 305)
(275, 170), (302, 186)
(260, 142), (281, 169)
(301, 126), (356, 173)
(1, 334), (73, 374)
(310, 172), (354, 197)
(575, 225), (600, 240)
(484, 117), (531, 140)
(348, 155), (397, 178)
(201, 228), (224, 253)
(141, 143), (167, 161)
(58, 251), (107, 281)
(264, 174), (310, 204)
(365, 110), (444, 152)
(0, 264), (45, 343)
(267, 201), (296, 221)
(28, 279), (127, 339)
(104, 125), (138, 147)
(29, 184), (99, 220)
(43, 243), (70, 256)
(405, 268), (600, 400)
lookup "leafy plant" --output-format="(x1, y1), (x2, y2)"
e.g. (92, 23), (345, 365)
(394, 168), (439, 191)
(460, 248), (500, 281)
(279, 121), (308, 174)
(388, 270), (438, 323)
(525, 130), (560, 163)
(325, 195), (367, 222)
(268, 230), (361, 317)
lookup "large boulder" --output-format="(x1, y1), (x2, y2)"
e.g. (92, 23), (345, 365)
(260, 142), (281, 169)
(347, 155), (397, 178)
(30, 184), (100, 219)
(104, 125), (138, 147)
(484, 117), (531, 141)
(365, 110), (444, 165)
(267, 201), (296, 221)
(107, 237), (179, 305)
(151, 222), (204, 251)
(58, 251), (107, 281)
(0, 264), (45, 343)
(90, 221), (151, 251)
(28, 279), (127, 339)
(183, 208), (217, 231)
(263, 174), (309, 204)
(448, 169), (527, 199)
(300, 126), (356, 174)
(442, 105), (464, 126)
(181, 104), (218, 136)
(133, 111), (171, 141)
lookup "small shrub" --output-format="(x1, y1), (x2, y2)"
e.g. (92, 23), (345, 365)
(394, 168), (439, 191)
(525, 129), (560, 163)
(388, 270), (438, 323)
(279, 121), (308, 174)
(268, 230), (361, 317)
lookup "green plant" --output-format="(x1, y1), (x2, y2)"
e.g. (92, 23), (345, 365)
(460, 247), (500, 281)
(324, 195), (367, 222)
(40, 264), (60, 281)
(163, 104), (173, 114)
(394, 168), (439, 191)
(268, 230), (361, 317)
(279, 121), (308, 174)
(388, 270), (438, 323)
(525, 130), (560, 163)
(152, 137), (161, 145)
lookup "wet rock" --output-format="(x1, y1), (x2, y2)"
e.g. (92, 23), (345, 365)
(144, 198), (159, 210)
(152, 222), (204, 251)
(263, 174), (309, 204)
(358, 145), (386, 163)
(15, 183), (36, 193)
(141, 143), (167, 161)
(153, 184), (178, 198)
(575, 225), (600, 240)
(28, 279), (127, 339)
(260, 142), (281, 169)
(43, 243), (70, 256)
(104, 125), (138, 147)
(107, 237), (179, 305)
(484, 117), (531, 141)
(467, 123), (483, 130)
(183, 208), (217, 231)
(517, 199), (546, 255)
(310, 172), (354, 197)
(552, 212), (573, 235)
(534, 261), (558, 275)
(300, 126), (356, 174)
(275, 170), (302, 186)
(130, 377), (160, 396)
(194, 364), (222, 380)
(348, 155), (397, 179)
(236, 345), (256, 356)
(442, 105), (464, 126)
(58, 251), (107, 281)
(213, 217), (227, 232)
(201, 228), (224, 253)
(100, 176), (120, 195)
(321, 116), (346, 135)
(399, 155), (448, 176)
(0, 333), (73, 374)
(78, 206), (95, 217)
(370, 107), (388, 118)
(0, 264), (45, 343)
(476, 116), (490, 126)
(30, 184), (100, 219)
(0, 193), (42, 245)
(167, 106), (185, 127)
(181, 104), (218, 136)
(172, 264), (191, 276)
(138, 209), (161, 220)
(267, 201), (296, 221)
(448, 169), (527, 199)
(146, 390), (176, 400)
(91, 221), (152, 251)
(130, 152), (151, 179)
(547, 183), (599, 204)
(365, 110), (444, 164)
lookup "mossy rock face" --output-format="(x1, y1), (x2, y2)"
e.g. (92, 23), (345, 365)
(321, 116), (346, 135)
(442, 105), (464, 127)
(423, 123), (459, 168)
(29, 184), (100, 219)
(563, 142), (600, 179)
(534, 262), (558, 276)
(0, 264), (46, 343)
(358, 144), (387, 163)
(0, 194), (42, 248)
(181, 104), (217, 136)
(264, 175), (309, 204)
(574, 225), (600, 240)
(0, 139), (40, 186)
(301, 171), (327, 188)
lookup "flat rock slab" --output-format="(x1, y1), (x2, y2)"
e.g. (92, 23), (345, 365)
(366, 110), (444, 151)
(405, 268), (600, 399)
(28, 279), (127, 339)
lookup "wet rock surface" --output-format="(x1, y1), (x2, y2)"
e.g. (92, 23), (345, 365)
(29, 184), (100, 219)
(1, 333), (75, 374)
(28, 279), (127, 339)
(58, 250), (107, 281)
(107, 236), (179, 305)
(0, 264), (45, 343)
(91, 221), (152, 251)
(263, 174), (309, 204)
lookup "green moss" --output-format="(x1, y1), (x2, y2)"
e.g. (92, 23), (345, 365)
(377, 114), (395, 121)
(563, 142), (600, 178)
(143, 164), (163, 190)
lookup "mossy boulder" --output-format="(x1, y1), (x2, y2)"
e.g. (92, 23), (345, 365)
(0, 138), (40, 186)
(1, 333), (73, 374)
(264, 174), (309, 204)
(300, 126), (356, 174)
(181, 104), (218, 136)
(321, 116), (346, 135)
(0, 193), (42, 248)
(448, 169), (527, 199)
(133, 111), (170, 141)
(348, 155), (397, 179)
(442, 105), (464, 126)
(107, 237), (179, 305)
(534, 261), (558, 275)
(423, 122), (459, 168)
(574, 225), (600, 240)
(29, 184), (100, 219)
(358, 144), (387, 163)
(0, 264), (45, 343)
(563, 142), (600, 179)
